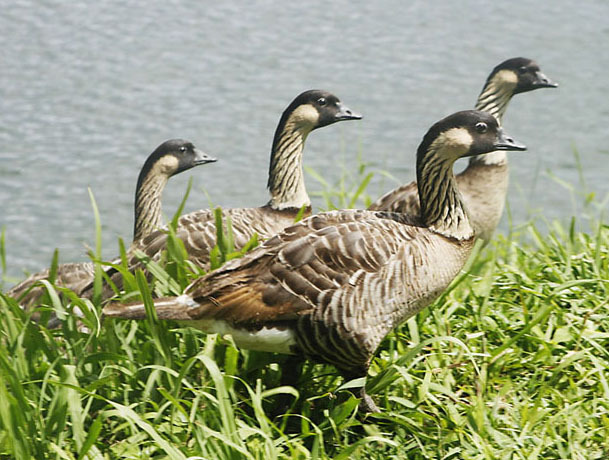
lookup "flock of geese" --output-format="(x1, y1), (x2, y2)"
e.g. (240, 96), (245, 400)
(5, 57), (557, 413)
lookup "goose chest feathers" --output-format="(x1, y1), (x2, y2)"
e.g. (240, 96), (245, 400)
(6, 140), (216, 309)
(96, 90), (361, 297)
(369, 57), (557, 242)
(104, 110), (527, 413)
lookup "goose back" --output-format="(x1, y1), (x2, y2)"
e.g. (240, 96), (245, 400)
(130, 205), (305, 271)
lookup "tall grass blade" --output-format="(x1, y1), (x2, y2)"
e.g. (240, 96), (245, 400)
(104, 401), (187, 460)
(0, 226), (7, 283)
(170, 177), (193, 230)
(87, 188), (103, 304)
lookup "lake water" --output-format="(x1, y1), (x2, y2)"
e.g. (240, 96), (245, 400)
(1, 0), (608, 282)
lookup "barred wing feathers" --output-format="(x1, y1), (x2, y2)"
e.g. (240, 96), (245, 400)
(8, 262), (95, 309)
(106, 209), (472, 359)
(367, 181), (420, 214)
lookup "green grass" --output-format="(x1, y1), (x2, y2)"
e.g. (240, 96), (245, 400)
(1, 164), (609, 458)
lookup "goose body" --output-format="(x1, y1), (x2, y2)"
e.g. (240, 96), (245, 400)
(6, 140), (215, 308)
(369, 57), (557, 242)
(104, 111), (527, 412)
(95, 90), (361, 297)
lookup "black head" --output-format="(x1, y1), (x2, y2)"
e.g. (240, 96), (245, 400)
(142, 139), (217, 180)
(417, 110), (527, 164)
(488, 57), (558, 94)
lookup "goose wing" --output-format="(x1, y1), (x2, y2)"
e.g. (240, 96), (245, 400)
(7, 262), (95, 308)
(105, 209), (427, 327)
(367, 181), (421, 215)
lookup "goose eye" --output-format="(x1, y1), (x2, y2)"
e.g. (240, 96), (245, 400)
(317, 97), (327, 106)
(518, 66), (528, 75)
(475, 122), (488, 133)
(179, 146), (187, 153)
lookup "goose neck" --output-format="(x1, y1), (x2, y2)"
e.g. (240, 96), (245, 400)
(468, 73), (515, 166)
(267, 118), (311, 210)
(417, 141), (474, 241)
(133, 172), (169, 242)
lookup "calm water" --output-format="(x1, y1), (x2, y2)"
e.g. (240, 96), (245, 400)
(1, 1), (608, 281)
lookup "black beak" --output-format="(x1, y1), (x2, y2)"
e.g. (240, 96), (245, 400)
(334, 102), (363, 121)
(193, 148), (218, 165)
(532, 71), (558, 89)
(494, 128), (527, 151)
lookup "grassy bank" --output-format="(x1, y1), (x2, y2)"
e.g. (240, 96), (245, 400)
(1, 173), (608, 459)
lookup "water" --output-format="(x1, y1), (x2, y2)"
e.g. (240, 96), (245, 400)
(1, 0), (608, 281)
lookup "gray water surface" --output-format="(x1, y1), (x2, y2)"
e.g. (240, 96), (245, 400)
(1, 1), (608, 282)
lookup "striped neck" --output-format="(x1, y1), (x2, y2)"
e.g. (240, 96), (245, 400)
(267, 117), (312, 210)
(417, 141), (474, 241)
(133, 173), (169, 241)
(469, 72), (516, 166)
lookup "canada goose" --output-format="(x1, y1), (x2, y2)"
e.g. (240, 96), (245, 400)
(6, 140), (216, 309)
(92, 90), (361, 297)
(104, 110), (526, 413)
(368, 57), (557, 242)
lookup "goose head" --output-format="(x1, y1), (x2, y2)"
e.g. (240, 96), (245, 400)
(143, 139), (217, 178)
(276, 89), (362, 136)
(416, 110), (526, 239)
(418, 110), (527, 164)
(488, 57), (558, 95)
(133, 139), (216, 242)
(266, 90), (361, 210)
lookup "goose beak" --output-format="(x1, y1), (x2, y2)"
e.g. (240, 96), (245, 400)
(494, 128), (527, 151)
(532, 71), (558, 89)
(193, 148), (218, 165)
(334, 102), (363, 121)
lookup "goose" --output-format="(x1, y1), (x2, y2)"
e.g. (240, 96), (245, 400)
(92, 90), (361, 297)
(104, 110), (526, 413)
(6, 140), (216, 310)
(368, 57), (557, 242)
